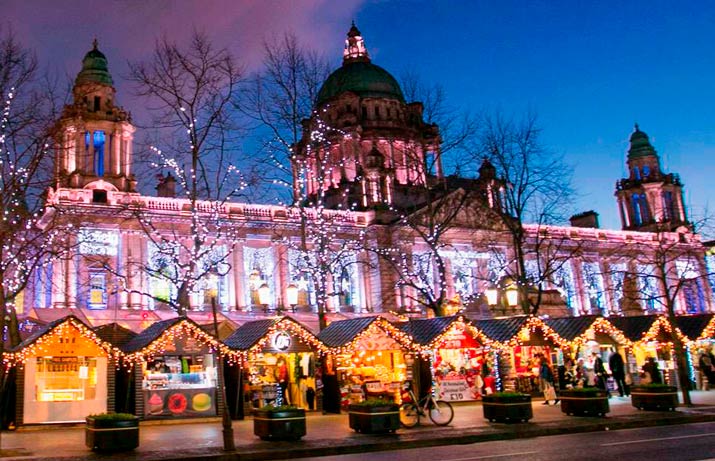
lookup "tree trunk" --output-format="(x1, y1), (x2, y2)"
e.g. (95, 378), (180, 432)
(668, 313), (692, 406)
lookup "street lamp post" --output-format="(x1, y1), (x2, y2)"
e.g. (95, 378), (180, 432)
(210, 292), (235, 451)
(286, 283), (298, 313)
(258, 283), (271, 313)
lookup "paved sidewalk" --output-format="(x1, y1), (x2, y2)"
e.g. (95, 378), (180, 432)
(2, 391), (715, 461)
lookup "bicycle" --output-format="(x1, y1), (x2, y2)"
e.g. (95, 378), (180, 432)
(399, 381), (454, 427)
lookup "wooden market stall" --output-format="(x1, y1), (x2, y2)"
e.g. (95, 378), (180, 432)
(224, 316), (326, 413)
(400, 315), (495, 402)
(609, 315), (688, 386)
(548, 316), (632, 389)
(318, 316), (416, 409)
(10, 315), (120, 425)
(475, 316), (570, 395)
(121, 317), (237, 420)
(673, 314), (714, 390)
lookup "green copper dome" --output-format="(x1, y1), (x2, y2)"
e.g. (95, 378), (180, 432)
(628, 124), (656, 159)
(316, 61), (405, 107)
(75, 40), (114, 86)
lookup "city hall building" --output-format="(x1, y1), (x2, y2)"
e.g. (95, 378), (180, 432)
(21, 25), (715, 334)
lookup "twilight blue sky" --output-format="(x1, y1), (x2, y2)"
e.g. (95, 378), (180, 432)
(6, 0), (715, 231)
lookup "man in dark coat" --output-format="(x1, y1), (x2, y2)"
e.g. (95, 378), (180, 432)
(609, 351), (628, 396)
(592, 352), (609, 395)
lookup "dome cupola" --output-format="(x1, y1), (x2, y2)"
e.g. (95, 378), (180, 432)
(316, 23), (405, 106)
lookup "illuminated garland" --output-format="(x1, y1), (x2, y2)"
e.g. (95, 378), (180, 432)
(327, 317), (417, 356)
(639, 315), (690, 347)
(122, 319), (242, 366)
(9, 317), (122, 367)
(502, 316), (570, 350)
(245, 316), (329, 355)
(416, 317), (494, 358)
(571, 317), (633, 350)
(699, 315), (715, 341)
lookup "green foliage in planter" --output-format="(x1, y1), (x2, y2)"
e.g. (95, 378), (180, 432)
(562, 387), (603, 396)
(87, 412), (138, 421)
(632, 383), (676, 391)
(483, 392), (531, 402)
(258, 404), (301, 412)
(349, 399), (396, 408)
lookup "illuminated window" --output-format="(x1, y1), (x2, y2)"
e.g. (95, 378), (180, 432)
(87, 272), (107, 309)
(35, 357), (98, 402)
(93, 131), (105, 177)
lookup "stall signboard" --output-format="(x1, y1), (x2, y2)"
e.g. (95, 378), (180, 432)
(435, 371), (478, 401)
(162, 337), (209, 355)
(143, 388), (217, 417)
(437, 328), (480, 350)
(272, 331), (292, 351)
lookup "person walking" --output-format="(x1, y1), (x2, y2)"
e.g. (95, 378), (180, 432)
(698, 350), (715, 390)
(592, 352), (610, 395)
(609, 350), (628, 397)
(642, 357), (662, 384)
(539, 356), (558, 405)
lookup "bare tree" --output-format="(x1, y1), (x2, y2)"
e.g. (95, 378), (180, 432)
(479, 112), (578, 315)
(400, 70), (480, 176)
(285, 113), (369, 330)
(239, 32), (329, 203)
(118, 31), (247, 317)
(618, 220), (713, 406)
(0, 26), (68, 446)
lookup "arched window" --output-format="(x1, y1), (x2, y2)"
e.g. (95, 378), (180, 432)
(662, 191), (674, 221)
(633, 166), (641, 180)
(93, 131), (106, 177)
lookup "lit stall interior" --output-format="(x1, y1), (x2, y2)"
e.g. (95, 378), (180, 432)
(224, 317), (326, 411)
(318, 317), (415, 407)
(12, 316), (117, 424)
(403, 316), (495, 402)
(122, 317), (235, 419)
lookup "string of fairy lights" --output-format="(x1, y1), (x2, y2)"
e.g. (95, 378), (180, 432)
(5, 314), (714, 388)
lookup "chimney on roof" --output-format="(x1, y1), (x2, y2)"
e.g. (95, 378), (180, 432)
(570, 210), (599, 228)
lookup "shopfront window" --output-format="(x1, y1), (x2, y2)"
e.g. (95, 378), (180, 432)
(142, 349), (217, 418)
(35, 357), (98, 402)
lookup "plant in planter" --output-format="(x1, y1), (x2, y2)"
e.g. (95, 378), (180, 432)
(482, 392), (533, 423)
(631, 383), (678, 411)
(559, 387), (609, 417)
(253, 405), (306, 441)
(348, 399), (400, 434)
(85, 413), (140, 452)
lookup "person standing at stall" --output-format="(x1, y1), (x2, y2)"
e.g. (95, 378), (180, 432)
(698, 350), (715, 390)
(539, 355), (558, 405)
(609, 351), (628, 397)
(592, 352), (609, 395)
(642, 357), (662, 384)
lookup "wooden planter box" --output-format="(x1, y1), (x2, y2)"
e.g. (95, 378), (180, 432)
(253, 408), (306, 441)
(85, 416), (140, 452)
(482, 394), (533, 423)
(560, 389), (609, 417)
(348, 403), (400, 434)
(631, 385), (678, 411)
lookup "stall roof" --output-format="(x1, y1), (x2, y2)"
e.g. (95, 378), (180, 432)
(9, 315), (119, 364)
(122, 316), (216, 353)
(223, 316), (324, 352)
(93, 322), (138, 348)
(673, 314), (714, 341)
(607, 315), (658, 342)
(545, 315), (600, 341)
(472, 316), (528, 343)
(398, 316), (461, 346)
(318, 316), (378, 348)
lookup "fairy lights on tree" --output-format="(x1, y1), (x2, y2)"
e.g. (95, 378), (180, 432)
(282, 108), (370, 330)
(105, 31), (250, 316)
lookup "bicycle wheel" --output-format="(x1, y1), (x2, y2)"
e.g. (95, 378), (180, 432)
(399, 403), (419, 428)
(428, 399), (454, 426)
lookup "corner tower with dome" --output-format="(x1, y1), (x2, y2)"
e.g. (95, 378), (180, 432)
(615, 125), (689, 232)
(293, 23), (443, 212)
(55, 40), (136, 195)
